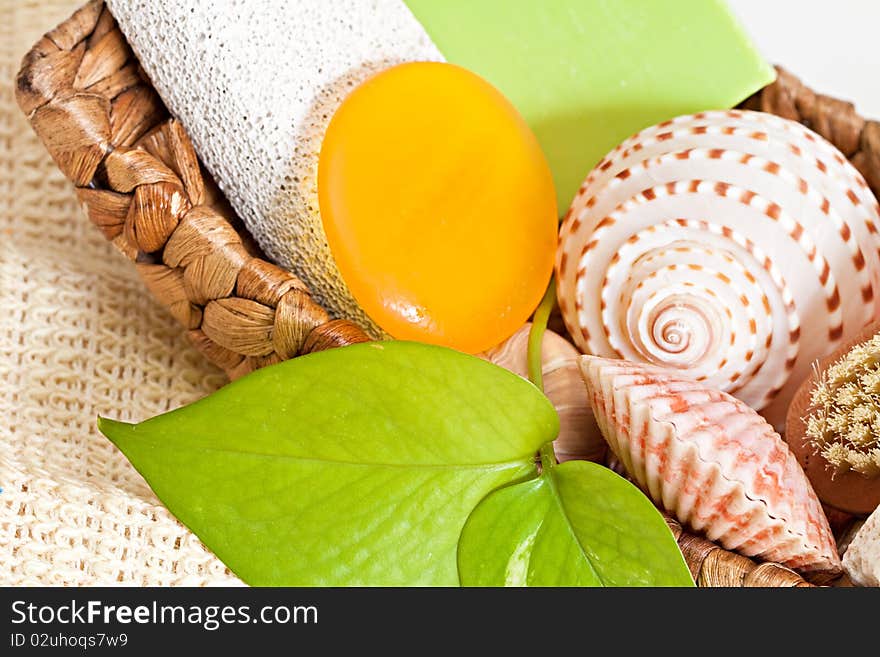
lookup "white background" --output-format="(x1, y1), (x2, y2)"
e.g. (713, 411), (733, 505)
(729, 0), (880, 117)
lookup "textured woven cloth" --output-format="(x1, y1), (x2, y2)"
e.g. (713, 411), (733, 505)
(0, 0), (241, 585)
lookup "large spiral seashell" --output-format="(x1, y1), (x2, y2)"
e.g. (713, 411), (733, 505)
(557, 110), (880, 429)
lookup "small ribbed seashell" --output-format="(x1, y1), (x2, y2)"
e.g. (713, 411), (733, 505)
(557, 110), (880, 429)
(580, 355), (841, 576)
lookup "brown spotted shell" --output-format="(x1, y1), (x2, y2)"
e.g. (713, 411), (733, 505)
(557, 110), (880, 430)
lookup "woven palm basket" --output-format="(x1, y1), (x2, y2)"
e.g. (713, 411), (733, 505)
(13, 0), (880, 587)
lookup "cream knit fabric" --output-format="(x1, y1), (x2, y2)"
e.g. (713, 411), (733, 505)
(0, 0), (241, 585)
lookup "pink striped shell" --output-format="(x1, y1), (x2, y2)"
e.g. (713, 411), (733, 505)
(580, 355), (841, 575)
(557, 110), (880, 429)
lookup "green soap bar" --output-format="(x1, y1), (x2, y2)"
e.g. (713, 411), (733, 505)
(403, 0), (775, 210)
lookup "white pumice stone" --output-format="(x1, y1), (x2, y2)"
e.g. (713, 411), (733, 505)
(107, 0), (444, 335)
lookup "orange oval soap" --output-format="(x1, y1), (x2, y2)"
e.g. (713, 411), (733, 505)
(318, 62), (557, 353)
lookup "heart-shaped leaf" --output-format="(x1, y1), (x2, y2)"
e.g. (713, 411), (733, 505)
(458, 450), (694, 586)
(98, 341), (557, 586)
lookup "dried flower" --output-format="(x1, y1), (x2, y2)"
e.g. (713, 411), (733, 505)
(806, 333), (880, 477)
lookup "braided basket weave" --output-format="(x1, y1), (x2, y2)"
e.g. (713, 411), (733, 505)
(17, 0), (879, 587)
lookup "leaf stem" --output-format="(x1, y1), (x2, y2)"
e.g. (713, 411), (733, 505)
(527, 275), (556, 392)
(539, 441), (557, 473)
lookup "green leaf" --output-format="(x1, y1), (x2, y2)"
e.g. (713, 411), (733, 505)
(98, 341), (557, 586)
(458, 451), (694, 586)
